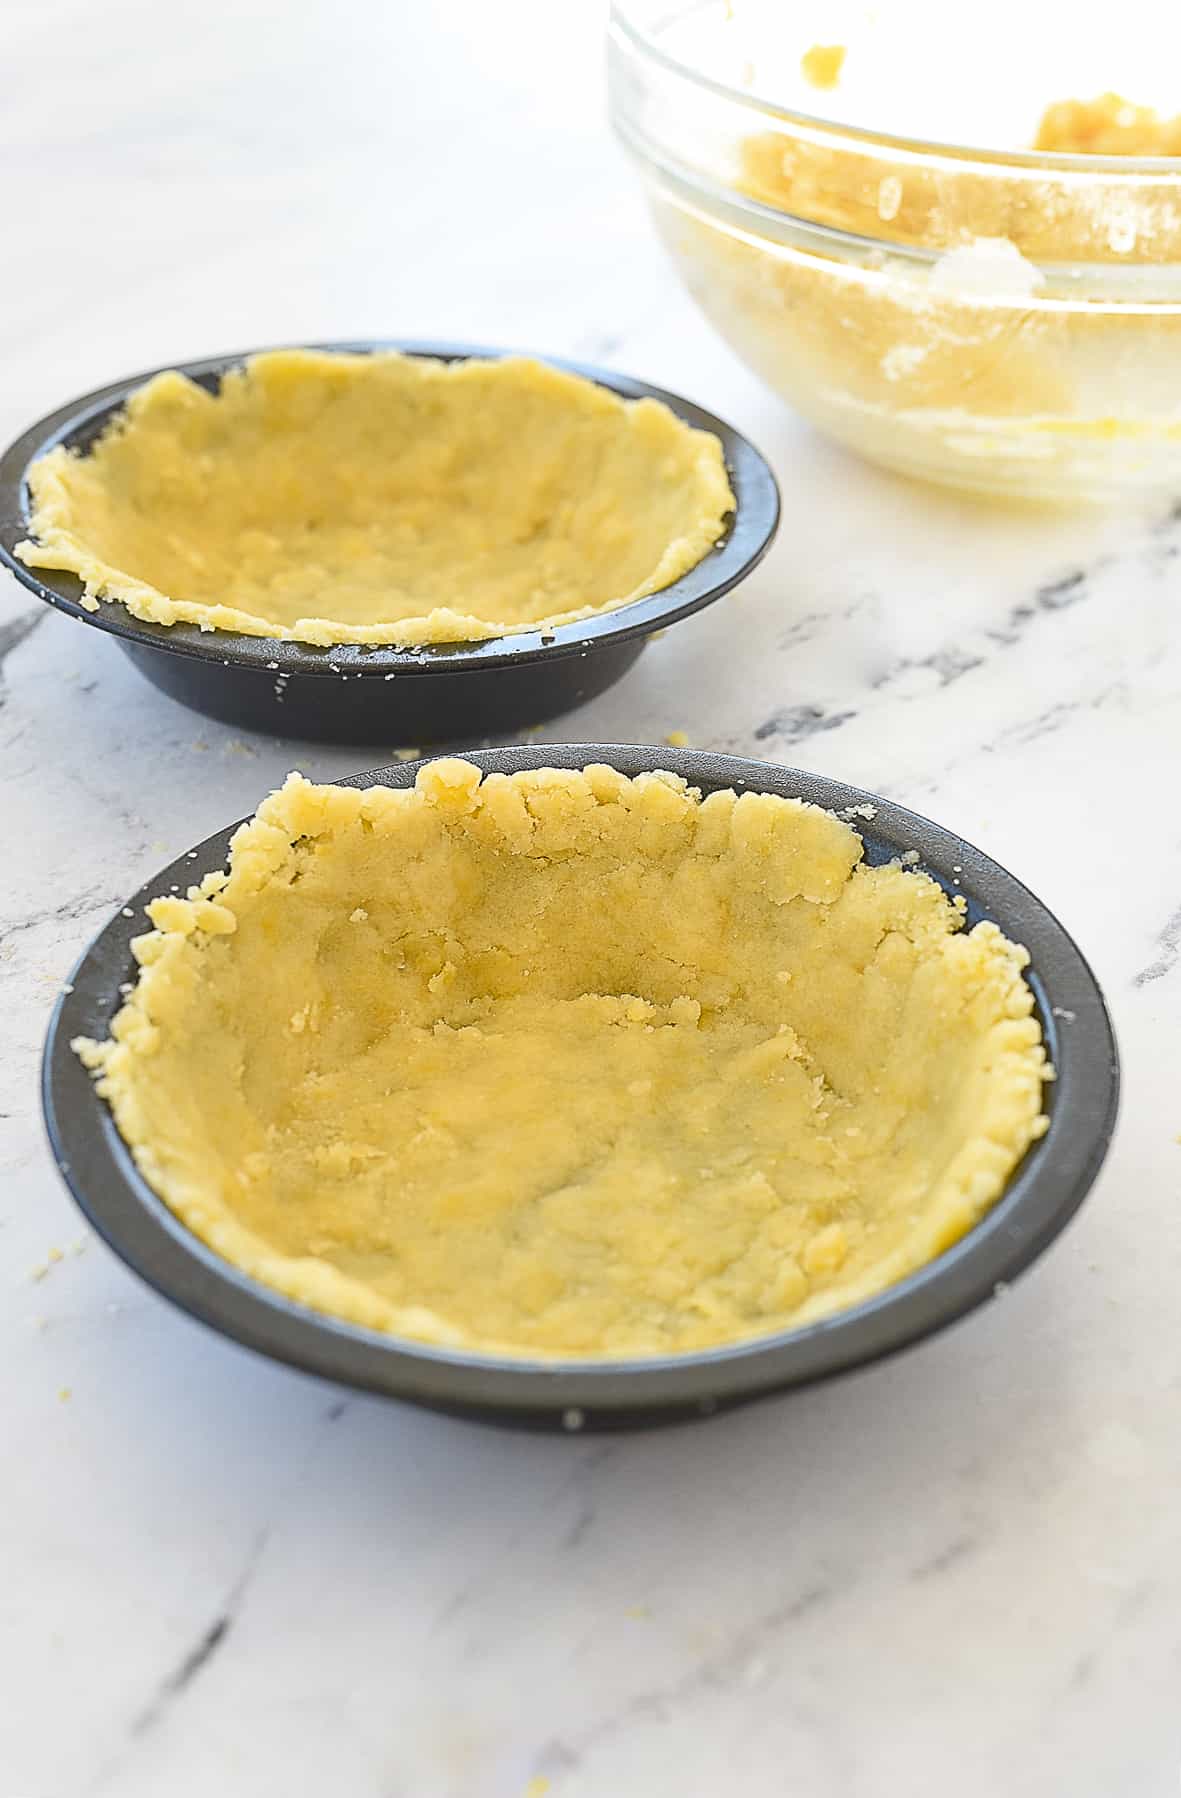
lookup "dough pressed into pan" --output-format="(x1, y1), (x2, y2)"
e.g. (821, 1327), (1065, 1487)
(19, 351), (734, 648)
(75, 761), (1050, 1358)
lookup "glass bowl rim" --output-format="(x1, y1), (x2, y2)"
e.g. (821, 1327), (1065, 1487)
(610, 0), (1181, 180)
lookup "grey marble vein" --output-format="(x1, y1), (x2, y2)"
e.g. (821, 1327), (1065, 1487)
(1062, 1579), (1157, 1698)
(909, 1535), (978, 1581)
(987, 569), (1092, 645)
(1133, 902), (1181, 987)
(142, 1616), (234, 1713)
(0, 606), (47, 705)
(85, 1395), (352, 1792)
(431, 1442), (618, 1635)
(753, 703), (857, 745)
(774, 595), (869, 651)
(868, 567), (1091, 706)
(871, 642), (987, 693)
(0, 605), (46, 663)
(128, 1525), (272, 1741)
(993, 681), (1124, 752)
(534, 1574), (841, 1781)
(0, 886), (128, 953)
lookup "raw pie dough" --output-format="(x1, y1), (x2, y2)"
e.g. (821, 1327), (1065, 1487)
(76, 760), (1050, 1359)
(18, 351), (734, 648)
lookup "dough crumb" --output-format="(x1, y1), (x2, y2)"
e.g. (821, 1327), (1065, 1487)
(800, 43), (845, 90)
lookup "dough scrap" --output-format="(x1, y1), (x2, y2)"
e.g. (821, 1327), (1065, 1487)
(800, 43), (846, 90)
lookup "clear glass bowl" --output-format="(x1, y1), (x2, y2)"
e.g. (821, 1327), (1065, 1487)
(608, 0), (1181, 501)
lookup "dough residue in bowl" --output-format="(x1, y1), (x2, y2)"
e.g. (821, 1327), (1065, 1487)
(75, 760), (1050, 1359)
(18, 351), (735, 648)
(1035, 92), (1181, 155)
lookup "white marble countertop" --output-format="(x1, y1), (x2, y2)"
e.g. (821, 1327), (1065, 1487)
(3, 3), (1179, 1794)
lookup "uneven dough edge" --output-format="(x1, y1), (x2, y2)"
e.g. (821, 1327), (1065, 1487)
(74, 761), (1051, 1360)
(18, 351), (736, 648)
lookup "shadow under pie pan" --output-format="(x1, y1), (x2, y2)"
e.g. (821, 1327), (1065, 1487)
(0, 341), (779, 744)
(42, 745), (1119, 1432)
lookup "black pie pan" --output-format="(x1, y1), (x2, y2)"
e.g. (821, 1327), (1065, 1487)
(42, 745), (1118, 1431)
(0, 343), (779, 744)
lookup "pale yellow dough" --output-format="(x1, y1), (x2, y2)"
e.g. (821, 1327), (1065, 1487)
(1035, 92), (1181, 156)
(18, 351), (734, 648)
(800, 43), (846, 91)
(75, 760), (1050, 1359)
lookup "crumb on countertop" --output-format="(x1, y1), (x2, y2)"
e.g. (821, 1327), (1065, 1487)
(30, 1236), (87, 1282)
